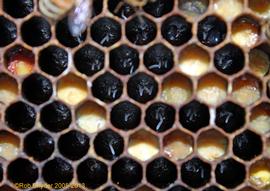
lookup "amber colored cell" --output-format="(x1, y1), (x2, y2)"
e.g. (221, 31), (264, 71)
(249, 0), (270, 18)
(249, 159), (270, 190)
(232, 74), (262, 106)
(163, 130), (193, 160)
(178, 44), (210, 77)
(76, 101), (106, 134)
(197, 129), (228, 161)
(249, 48), (270, 77)
(161, 73), (193, 105)
(250, 102), (270, 134)
(128, 130), (159, 161)
(197, 73), (227, 106)
(213, 0), (244, 21)
(4, 45), (35, 76)
(0, 73), (18, 105)
(232, 16), (260, 48)
(57, 73), (88, 106)
(238, 187), (258, 191)
(0, 131), (20, 161)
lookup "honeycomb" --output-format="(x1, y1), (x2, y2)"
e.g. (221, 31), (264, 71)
(0, 0), (269, 190)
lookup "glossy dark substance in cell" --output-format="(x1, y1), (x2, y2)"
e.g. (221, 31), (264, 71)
(0, 16), (17, 47)
(168, 185), (191, 191)
(143, 0), (174, 17)
(108, 0), (135, 19)
(3, 0), (33, 18)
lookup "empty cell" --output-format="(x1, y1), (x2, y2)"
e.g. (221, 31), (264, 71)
(249, 159), (270, 190)
(249, 0), (270, 18)
(232, 73), (262, 106)
(57, 73), (88, 106)
(232, 16), (261, 48)
(197, 73), (228, 106)
(179, 0), (209, 17)
(76, 101), (106, 134)
(128, 129), (159, 161)
(250, 102), (270, 134)
(0, 131), (19, 161)
(213, 0), (244, 21)
(0, 73), (18, 105)
(197, 129), (228, 161)
(161, 73), (193, 105)
(4, 45), (35, 76)
(249, 45), (270, 77)
(178, 44), (210, 77)
(163, 130), (193, 160)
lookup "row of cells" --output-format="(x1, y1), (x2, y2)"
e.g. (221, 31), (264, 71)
(0, 10), (267, 49)
(1, 143), (270, 190)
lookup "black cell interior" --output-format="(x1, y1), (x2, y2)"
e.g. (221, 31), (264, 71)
(3, 0), (34, 18)
(108, 0), (135, 19)
(0, 16), (17, 47)
(143, 0), (174, 17)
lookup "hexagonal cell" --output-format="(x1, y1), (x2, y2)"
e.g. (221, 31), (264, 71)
(179, 0), (209, 17)
(233, 130), (263, 161)
(215, 158), (246, 188)
(248, 0), (270, 18)
(161, 73), (193, 105)
(143, 0), (174, 18)
(250, 102), (270, 134)
(213, 0), (244, 21)
(108, 0), (135, 19)
(76, 101), (106, 134)
(215, 101), (246, 133)
(168, 185), (190, 191)
(0, 16), (17, 47)
(178, 44), (210, 77)
(128, 129), (159, 161)
(197, 73), (228, 106)
(3, 0), (34, 18)
(249, 44), (270, 77)
(0, 73), (18, 105)
(163, 130), (193, 160)
(197, 129), (228, 161)
(232, 15), (261, 48)
(0, 130), (19, 161)
(57, 73), (88, 106)
(232, 73), (262, 106)
(4, 45), (35, 76)
(249, 159), (270, 190)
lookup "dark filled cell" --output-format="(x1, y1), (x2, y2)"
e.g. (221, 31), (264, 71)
(233, 130), (263, 161)
(74, 44), (104, 76)
(145, 102), (175, 132)
(58, 130), (90, 161)
(168, 185), (191, 191)
(108, 0), (135, 19)
(126, 16), (157, 45)
(94, 129), (124, 160)
(146, 157), (177, 188)
(143, 0), (174, 17)
(112, 157), (142, 189)
(179, 100), (210, 132)
(197, 15), (227, 47)
(56, 17), (86, 48)
(5, 101), (36, 132)
(92, 0), (103, 17)
(214, 44), (245, 75)
(42, 157), (73, 185)
(181, 157), (211, 188)
(40, 101), (72, 132)
(24, 130), (54, 161)
(215, 101), (245, 133)
(39, 45), (68, 76)
(127, 72), (158, 103)
(92, 72), (123, 102)
(111, 101), (141, 131)
(203, 186), (224, 191)
(0, 164), (3, 182)
(144, 44), (174, 75)
(161, 15), (192, 46)
(21, 16), (51, 47)
(110, 45), (139, 75)
(31, 189), (50, 191)
(215, 158), (246, 188)
(0, 16), (17, 47)
(91, 17), (121, 47)
(22, 73), (53, 105)
(102, 186), (119, 191)
(3, 0), (33, 18)
(8, 158), (38, 184)
(77, 158), (108, 189)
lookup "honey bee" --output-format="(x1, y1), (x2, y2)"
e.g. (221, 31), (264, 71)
(39, 0), (92, 37)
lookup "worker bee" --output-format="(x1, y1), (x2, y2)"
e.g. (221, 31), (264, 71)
(39, 0), (92, 37)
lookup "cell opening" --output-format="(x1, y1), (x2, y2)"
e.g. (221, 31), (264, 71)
(179, 0), (209, 17)
(213, 0), (244, 21)
(250, 102), (270, 134)
(249, 159), (270, 190)
(0, 131), (19, 161)
(248, 0), (270, 18)
(0, 73), (18, 105)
